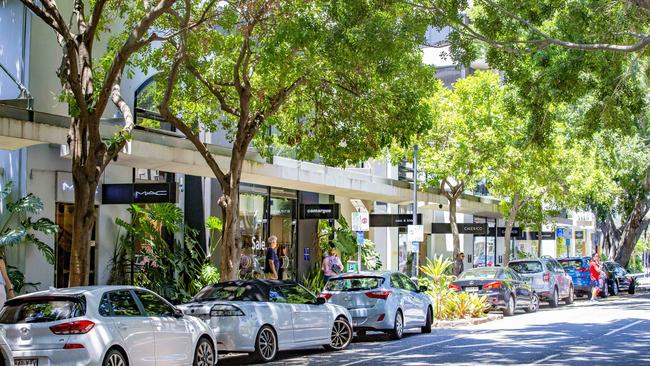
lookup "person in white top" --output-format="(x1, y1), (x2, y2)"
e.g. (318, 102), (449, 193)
(322, 246), (343, 282)
(0, 257), (15, 307)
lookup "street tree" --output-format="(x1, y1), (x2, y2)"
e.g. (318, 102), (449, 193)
(145, 0), (435, 280)
(20, 0), (184, 286)
(396, 71), (514, 258)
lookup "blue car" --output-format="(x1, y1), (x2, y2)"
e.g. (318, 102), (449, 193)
(558, 257), (593, 298)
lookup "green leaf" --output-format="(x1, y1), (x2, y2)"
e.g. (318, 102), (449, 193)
(25, 234), (55, 265)
(0, 181), (13, 201)
(0, 228), (27, 247)
(7, 194), (43, 215)
(205, 216), (223, 232)
(26, 218), (59, 236)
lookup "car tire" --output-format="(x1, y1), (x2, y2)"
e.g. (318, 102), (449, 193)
(628, 283), (636, 295)
(324, 317), (353, 351)
(251, 325), (278, 363)
(565, 286), (574, 305)
(548, 287), (560, 308)
(524, 293), (539, 313)
(388, 310), (404, 340)
(103, 348), (128, 366)
(611, 281), (619, 296)
(193, 337), (215, 366)
(600, 283), (609, 298)
(503, 295), (515, 316)
(421, 307), (433, 334)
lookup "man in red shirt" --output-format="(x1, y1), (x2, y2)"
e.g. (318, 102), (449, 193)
(589, 252), (601, 302)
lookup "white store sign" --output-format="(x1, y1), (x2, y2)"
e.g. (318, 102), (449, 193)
(56, 171), (101, 204)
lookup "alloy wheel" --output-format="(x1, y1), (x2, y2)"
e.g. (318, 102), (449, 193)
(259, 327), (277, 361)
(195, 339), (215, 366)
(330, 318), (352, 350)
(530, 295), (539, 312)
(107, 353), (126, 366)
(395, 313), (404, 338)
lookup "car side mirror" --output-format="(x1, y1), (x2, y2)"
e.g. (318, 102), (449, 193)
(172, 308), (184, 318)
(315, 296), (327, 305)
(419, 285), (428, 293)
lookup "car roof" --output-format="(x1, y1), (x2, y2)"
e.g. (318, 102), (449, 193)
(13, 285), (142, 299)
(509, 258), (543, 263)
(330, 271), (393, 279)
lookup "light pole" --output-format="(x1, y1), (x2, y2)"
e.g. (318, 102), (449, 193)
(412, 144), (419, 278)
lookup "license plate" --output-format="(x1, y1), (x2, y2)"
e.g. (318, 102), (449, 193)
(465, 287), (479, 292)
(15, 359), (38, 366)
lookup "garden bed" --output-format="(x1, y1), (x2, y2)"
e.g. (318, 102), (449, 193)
(433, 314), (503, 328)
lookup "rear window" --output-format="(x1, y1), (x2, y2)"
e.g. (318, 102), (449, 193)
(193, 284), (265, 302)
(458, 268), (498, 280)
(324, 276), (383, 292)
(0, 297), (86, 324)
(559, 259), (584, 270)
(509, 261), (543, 274)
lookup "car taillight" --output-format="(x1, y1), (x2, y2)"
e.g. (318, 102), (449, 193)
(49, 320), (95, 335)
(63, 343), (85, 349)
(543, 273), (550, 282)
(365, 290), (391, 300)
(321, 293), (333, 300)
(484, 281), (501, 289)
(448, 284), (461, 291)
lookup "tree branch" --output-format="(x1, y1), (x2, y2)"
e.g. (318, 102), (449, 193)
(86, 0), (109, 49)
(186, 63), (240, 117)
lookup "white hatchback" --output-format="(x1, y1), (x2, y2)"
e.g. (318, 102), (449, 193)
(0, 286), (216, 366)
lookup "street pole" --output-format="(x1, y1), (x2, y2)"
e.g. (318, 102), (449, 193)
(412, 144), (418, 278)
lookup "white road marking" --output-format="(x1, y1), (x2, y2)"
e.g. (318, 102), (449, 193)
(340, 337), (459, 366)
(604, 320), (645, 336)
(529, 354), (559, 365)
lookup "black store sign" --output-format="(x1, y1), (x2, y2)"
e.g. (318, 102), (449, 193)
(369, 214), (422, 227)
(431, 223), (488, 235)
(299, 204), (340, 220)
(526, 231), (556, 240)
(488, 227), (523, 237)
(102, 183), (178, 204)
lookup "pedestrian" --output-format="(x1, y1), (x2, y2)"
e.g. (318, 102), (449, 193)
(322, 245), (343, 282)
(0, 257), (15, 307)
(453, 252), (465, 277)
(264, 236), (280, 280)
(589, 252), (601, 302)
(278, 244), (289, 280)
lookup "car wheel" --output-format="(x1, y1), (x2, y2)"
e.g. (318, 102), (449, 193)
(421, 307), (433, 334)
(600, 283), (609, 298)
(388, 310), (404, 340)
(324, 317), (353, 351)
(503, 295), (515, 316)
(103, 349), (128, 366)
(251, 325), (278, 363)
(628, 283), (636, 295)
(565, 286), (574, 305)
(194, 337), (215, 366)
(548, 287), (559, 308)
(525, 293), (539, 313)
(611, 281), (619, 296)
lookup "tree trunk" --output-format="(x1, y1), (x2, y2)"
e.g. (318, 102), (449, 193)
(68, 163), (98, 287)
(219, 182), (243, 281)
(449, 196), (460, 258)
(503, 194), (520, 266)
(537, 225), (542, 257)
(614, 200), (649, 267)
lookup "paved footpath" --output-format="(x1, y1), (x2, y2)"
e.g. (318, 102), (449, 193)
(220, 292), (650, 365)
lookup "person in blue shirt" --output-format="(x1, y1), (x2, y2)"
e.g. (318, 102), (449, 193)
(265, 236), (280, 280)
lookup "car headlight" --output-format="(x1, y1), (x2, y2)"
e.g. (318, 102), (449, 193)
(210, 304), (245, 317)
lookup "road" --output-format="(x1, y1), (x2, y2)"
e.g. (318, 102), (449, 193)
(219, 292), (650, 365)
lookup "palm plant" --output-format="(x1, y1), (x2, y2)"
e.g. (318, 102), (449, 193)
(419, 255), (455, 320)
(0, 181), (56, 265)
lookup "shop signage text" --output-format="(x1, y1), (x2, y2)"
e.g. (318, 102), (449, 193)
(102, 183), (178, 204)
(369, 214), (422, 227)
(56, 172), (101, 204)
(431, 223), (488, 235)
(299, 204), (340, 220)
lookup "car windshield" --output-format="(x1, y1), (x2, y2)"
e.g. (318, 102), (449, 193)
(0, 297), (86, 324)
(193, 284), (264, 302)
(458, 268), (498, 280)
(558, 259), (583, 270)
(324, 276), (383, 292)
(509, 261), (543, 274)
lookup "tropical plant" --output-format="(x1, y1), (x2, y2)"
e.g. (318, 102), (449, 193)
(361, 239), (382, 271)
(419, 255), (455, 320)
(205, 216), (223, 259)
(302, 263), (326, 296)
(7, 265), (40, 293)
(0, 181), (56, 265)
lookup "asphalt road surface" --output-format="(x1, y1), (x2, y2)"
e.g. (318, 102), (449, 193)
(219, 292), (650, 365)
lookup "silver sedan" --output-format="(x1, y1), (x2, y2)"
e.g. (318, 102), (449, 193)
(322, 271), (433, 339)
(0, 286), (216, 366)
(179, 280), (353, 363)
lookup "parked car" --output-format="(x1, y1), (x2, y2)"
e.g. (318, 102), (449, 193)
(508, 256), (574, 307)
(558, 257), (594, 298)
(602, 261), (636, 295)
(321, 271), (433, 340)
(449, 267), (539, 316)
(635, 273), (650, 290)
(0, 334), (12, 366)
(0, 286), (216, 366)
(179, 280), (353, 363)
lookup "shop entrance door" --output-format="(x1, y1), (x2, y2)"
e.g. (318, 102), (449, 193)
(55, 203), (97, 287)
(270, 196), (297, 280)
